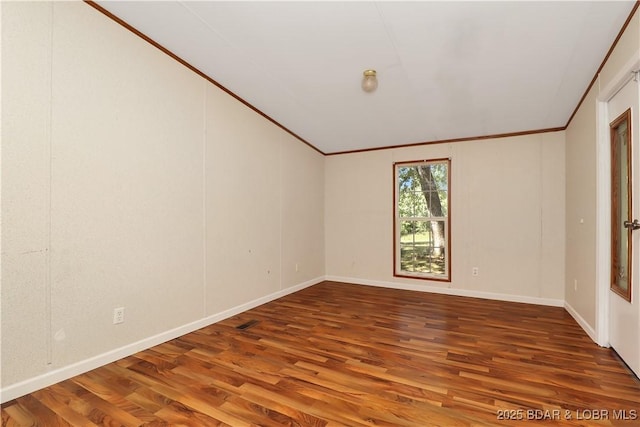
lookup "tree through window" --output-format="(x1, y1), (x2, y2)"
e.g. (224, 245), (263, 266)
(394, 159), (450, 281)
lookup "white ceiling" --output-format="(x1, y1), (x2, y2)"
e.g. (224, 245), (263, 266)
(96, 1), (636, 154)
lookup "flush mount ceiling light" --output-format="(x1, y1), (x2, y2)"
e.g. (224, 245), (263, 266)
(361, 69), (378, 93)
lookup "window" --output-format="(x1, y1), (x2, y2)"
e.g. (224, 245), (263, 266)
(394, 159), (450, 281)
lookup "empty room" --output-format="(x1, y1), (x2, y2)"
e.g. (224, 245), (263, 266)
(3, 1), (640, 425)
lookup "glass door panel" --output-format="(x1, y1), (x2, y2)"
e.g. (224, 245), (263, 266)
(611, 109), (633, 302)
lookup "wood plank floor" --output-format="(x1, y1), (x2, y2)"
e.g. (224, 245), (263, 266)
(3, 281), (640, 426)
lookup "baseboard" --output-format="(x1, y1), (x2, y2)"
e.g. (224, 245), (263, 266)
(325, 275), (565, 307)
(0, 276), (323, 404)
(0, 276), (593, 403)
(564, 301), (599, 344)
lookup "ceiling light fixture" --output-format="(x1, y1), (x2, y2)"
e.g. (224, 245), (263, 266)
(361, 69), (378, 93)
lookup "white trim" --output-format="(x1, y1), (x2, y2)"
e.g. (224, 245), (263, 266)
(0, 276), (323, 403)
(565, 301), (601, 345)
(596, 98), (612, 346)
(598, 53), (640, 102)
(325, 275), (565, 307)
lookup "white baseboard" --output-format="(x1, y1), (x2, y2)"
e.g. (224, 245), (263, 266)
(325, 275), (565, 307)
(564, 301), (599, 344)
(0, 276), (323, 404)
(2, 276), (595, 403)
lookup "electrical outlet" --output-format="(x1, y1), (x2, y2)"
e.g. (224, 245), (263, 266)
(574, 279), (578, 291)
(295, 263), (299, 272)
(113, 307), (125, 324)
(472, 267), (479, 276)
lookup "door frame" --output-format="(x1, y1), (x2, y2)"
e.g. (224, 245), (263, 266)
(595, 53), (640, 347)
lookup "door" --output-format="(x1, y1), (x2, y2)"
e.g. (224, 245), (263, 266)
(608, 77), (640, 377)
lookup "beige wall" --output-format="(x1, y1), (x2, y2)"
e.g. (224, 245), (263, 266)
(565, 87), (598, 328)
(1, 1), (324, 393)
(325, 132), (566, 302)
(565, 7), (640, 332)
(205, 85), (325, 314)
(2, 1), (53, 387)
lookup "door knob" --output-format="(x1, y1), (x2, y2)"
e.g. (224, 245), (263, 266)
(623, 219), (640, 230)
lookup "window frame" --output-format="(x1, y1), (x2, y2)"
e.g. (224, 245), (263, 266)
(393, 158), (451, 282)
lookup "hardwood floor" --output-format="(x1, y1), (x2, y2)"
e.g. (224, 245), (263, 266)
(3, 281), (640, 426)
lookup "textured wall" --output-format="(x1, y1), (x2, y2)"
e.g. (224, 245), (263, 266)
(1, 1), (325, 391)
(325, 132), (566, 301)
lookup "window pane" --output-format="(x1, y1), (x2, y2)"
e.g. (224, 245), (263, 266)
(610, 111), (632, 301)
(398, 188), (428, 218)
(398, 167), (428, 217)
(438, 190), (448, 216)
(399, 220), (446, 276)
